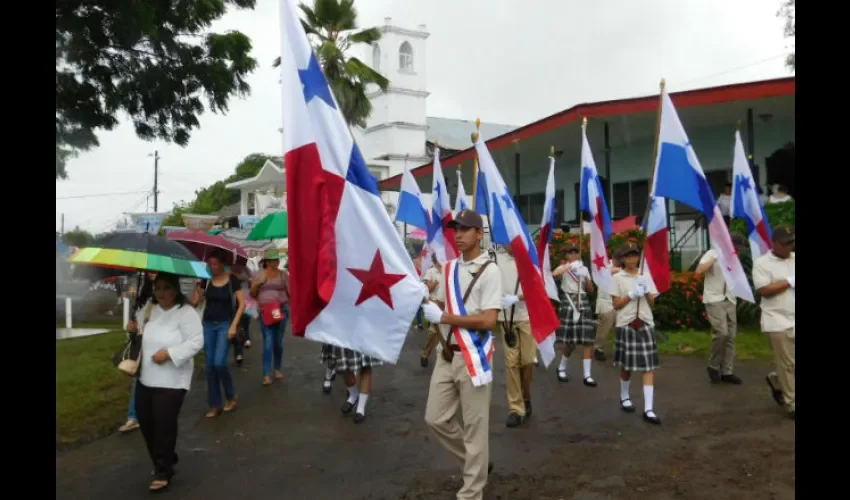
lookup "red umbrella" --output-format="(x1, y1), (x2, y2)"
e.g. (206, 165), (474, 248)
(166, 230), (249, 265)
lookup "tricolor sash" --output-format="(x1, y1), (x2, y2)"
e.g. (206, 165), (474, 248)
(444, 259), (494, 387)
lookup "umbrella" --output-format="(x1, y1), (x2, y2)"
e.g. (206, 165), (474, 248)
(246, 211), (288, 241)
(166, 230), (249, 265)
(207, 228), (224, 235)
(68, 232), (210, 279)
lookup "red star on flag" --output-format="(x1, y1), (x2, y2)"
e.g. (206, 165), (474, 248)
(592, 252), (607, 271)
(347, 251), (406, 308)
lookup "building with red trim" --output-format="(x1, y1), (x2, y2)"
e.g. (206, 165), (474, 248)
(378, 76), (794, 266)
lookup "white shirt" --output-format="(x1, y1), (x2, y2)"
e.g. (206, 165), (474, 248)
(752, 251), (795, 332)
(699, 249), (737, 304)
(139, 304), (204, 391)
(769, 194), (793, 204)
(716, 193), (732, 217)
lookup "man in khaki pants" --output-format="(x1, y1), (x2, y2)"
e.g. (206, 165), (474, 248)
(695, 234), (746, 384)
(421, 210), (502, 500)
(420, 255), (444, 367)
(495, 245), (534, 428)
(752, 224), (795, 420)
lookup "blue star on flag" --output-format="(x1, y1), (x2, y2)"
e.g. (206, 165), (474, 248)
(298, 54), (336, 109)
(735, 174), (752, 192)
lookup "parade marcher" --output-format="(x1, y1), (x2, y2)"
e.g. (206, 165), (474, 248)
(695, 234), (747, 384)
(420, 210), (501, 500)
(592, 251), (622, 362)
(611, 240), (662, 425)
(552, 241), (597, 385)
(495, 244), (535, 428)
(320, 345), (381, 424)
(319, 344), (337, 394)
(752, 224), (795, 420)
(420, 254), (444, 367)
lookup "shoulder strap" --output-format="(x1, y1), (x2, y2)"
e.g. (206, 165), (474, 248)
(508, 276), (520, 329)
(462, 260), (493, 304)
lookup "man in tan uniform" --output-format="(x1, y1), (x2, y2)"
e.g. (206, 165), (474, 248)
(420, 255), (444, 367)
(495, 245), (534, 427)
(752, 224), (795, 420)
(421, 210), (502, 500)
(695, 234), (746, 384)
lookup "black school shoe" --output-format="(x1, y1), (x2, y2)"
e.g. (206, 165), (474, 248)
(765, 376), (785, 406)
(341, 399), (357, 414)
(721, 374), (743, 384)
(506, 413), (523, 428)
(524, 400), (532, 418)
(643, 410), (662, 425)
(706, 366), (721, 383)
(354, 412), (367, 424)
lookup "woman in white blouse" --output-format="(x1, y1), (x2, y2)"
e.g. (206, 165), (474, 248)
(136, 273), (204, 492)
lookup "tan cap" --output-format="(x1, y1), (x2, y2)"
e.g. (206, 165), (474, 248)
(447, 210), (484, 229)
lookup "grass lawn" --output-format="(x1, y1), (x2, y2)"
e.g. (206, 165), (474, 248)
(56, 331), (207, 448)
(655, 327), (773, 361)
(55, 319), (124, 330)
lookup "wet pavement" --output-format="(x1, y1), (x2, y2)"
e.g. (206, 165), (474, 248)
(56, 325), (795, 499)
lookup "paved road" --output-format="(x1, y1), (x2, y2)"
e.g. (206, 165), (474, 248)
(56, 326), (795, 499)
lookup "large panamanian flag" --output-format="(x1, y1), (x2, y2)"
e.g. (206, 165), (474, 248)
(535, 153), (560, 303)
(279, 0), (423, 363)
(653, 87), (754, 303)
(474, 137), (561, 368)
(428, 146), (459, 264)
(579, 124), (615, 293)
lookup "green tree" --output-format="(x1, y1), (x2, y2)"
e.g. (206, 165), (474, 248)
(56, 0), (259, 180)
(778, 0), (795, 71)
(62, 227), (94, 247)
(162, 153), (280, 226)
(274, 0), (389, 127)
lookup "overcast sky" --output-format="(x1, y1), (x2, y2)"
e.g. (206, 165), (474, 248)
(56, 0), (792, 234)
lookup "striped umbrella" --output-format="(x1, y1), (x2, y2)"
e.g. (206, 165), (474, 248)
(68, 232), (210, 279)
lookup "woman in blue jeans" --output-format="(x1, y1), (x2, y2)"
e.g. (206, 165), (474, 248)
(192, 250), (246, 418)
(250, 248), (290, 386)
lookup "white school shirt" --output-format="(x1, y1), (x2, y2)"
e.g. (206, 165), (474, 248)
(139, 304), (204, 391)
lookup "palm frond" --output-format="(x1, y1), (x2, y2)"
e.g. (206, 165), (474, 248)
(346, 57), (389, 90)
(348, 27), (382, 45)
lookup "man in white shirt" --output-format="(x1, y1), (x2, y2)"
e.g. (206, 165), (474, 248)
(695, 234), (746, 384)
(716, 182), (732, 227)
(752, 224), (795, 420)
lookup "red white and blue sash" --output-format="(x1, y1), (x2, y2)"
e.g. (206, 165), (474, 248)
(444, 259), (494, 387)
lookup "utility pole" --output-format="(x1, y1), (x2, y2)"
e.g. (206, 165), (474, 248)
(152, 150), (160, 211)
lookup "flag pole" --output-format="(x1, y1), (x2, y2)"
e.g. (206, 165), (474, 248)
(578, 117), (589, 313)
(639, 78), (666, 276)
(403, 153), (409, 247)
(470, 118), (482, 210)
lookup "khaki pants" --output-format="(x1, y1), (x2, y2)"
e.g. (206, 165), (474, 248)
(422, 328), (440, 358)
(705, 300), (738, 375)
(499, 321), (535, 416)
(594, 310), (616, 352)
(766, 328), (795, 411)
(424, 349), (492, 500)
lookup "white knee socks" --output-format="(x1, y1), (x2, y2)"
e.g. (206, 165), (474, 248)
(558, 356), (568, 372)
(643, 385), (654, 413)
(583, 359), (592, 379)
(620, 379), (631, 401)
(356, 393), (369, 415)
(346, 386), (359, 404)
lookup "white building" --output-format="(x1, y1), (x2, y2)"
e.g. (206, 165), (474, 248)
(226, 18), (517, 221)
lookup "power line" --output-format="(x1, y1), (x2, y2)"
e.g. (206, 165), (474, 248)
(56, 190), (150, 200)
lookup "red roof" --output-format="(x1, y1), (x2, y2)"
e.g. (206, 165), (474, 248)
(378, 77), (795, 189)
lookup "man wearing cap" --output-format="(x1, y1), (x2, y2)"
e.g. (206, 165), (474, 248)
(420, 210), (502, 500)
(752, 224), (795, 420)
(695, 234), (747, 384)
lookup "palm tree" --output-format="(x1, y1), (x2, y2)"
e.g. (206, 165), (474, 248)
(275, 0), (389, 128)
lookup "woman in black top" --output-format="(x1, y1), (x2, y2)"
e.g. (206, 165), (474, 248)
(192, 250), (246, 417)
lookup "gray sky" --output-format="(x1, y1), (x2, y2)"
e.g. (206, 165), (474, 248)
(56, 0), (792, 234)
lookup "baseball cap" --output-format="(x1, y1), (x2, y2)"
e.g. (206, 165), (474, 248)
(772, 224), (795, 244)
(447, 210), (484, 230)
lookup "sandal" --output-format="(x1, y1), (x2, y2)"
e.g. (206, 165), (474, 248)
(262, 376), (273, 386)
(223, 396), (238, 412)
(119, 419), (139, 433)
(274, 370), (284, 381)
(205, 408), (221, 418)
(149, 478), (170, 493)
(620, 398), (636, 413)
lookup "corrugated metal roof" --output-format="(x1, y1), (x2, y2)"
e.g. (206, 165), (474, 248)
(426, 117), (519, 151)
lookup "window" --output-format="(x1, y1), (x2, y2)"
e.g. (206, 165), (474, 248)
(513, 190), (564, 226)
(371, 43), (381, 72)
(612, 179), (649, 222)
(399, 41), (413, 71)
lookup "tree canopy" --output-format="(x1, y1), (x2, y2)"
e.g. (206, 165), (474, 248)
(778, 0), (795, 71)
(273, 0), (389, 127)
(61, 227), (94, 248)
(161, 153), (281, 226)
(56, 0), (259, 179)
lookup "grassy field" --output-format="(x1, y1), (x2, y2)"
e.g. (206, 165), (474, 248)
(55, 330), (207, 448)
(56, 331), (131, 447)
(655, 327), (773, 361)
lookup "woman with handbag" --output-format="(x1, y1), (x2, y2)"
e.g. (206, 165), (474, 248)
(135, 272), (204, 492)
(119, 271), (157, 434)
(250, 248), (290, 386)
(192, 249), (246, 418)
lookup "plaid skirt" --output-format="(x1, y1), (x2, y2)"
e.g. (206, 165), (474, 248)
(555, 294), (596, 346)
(613, 323), (660, 372)
(319, 343), (382, 373)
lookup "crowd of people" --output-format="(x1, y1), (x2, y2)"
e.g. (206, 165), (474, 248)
(114, 210), (794, 498)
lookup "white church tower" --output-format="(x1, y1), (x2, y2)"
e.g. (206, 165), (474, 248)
(356, 18), (430, 186)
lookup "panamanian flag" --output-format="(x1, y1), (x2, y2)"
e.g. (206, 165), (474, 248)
(731, 130), (772, 259)
(279, 0), (423, 363)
